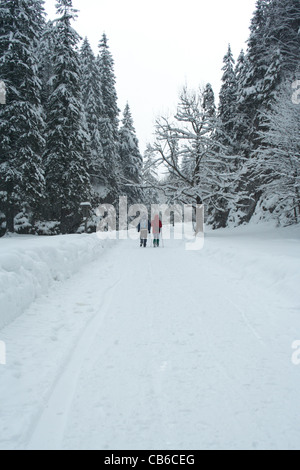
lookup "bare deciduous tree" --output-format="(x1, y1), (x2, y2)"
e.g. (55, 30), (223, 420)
(152, 86), (235, 231)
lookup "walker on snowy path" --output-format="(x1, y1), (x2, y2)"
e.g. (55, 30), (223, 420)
(151, 215), (163, 248)
(137, 215), (151, 248)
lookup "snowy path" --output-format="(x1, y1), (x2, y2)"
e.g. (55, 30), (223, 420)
(0, 226), (300, 450)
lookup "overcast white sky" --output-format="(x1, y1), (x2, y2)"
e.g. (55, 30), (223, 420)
(44, 0), (257, 153)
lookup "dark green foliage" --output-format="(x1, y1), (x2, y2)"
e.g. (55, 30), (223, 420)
(43, 0), (91, 233)
(0, 0), (46, 233)
(119, 103), (144, 205)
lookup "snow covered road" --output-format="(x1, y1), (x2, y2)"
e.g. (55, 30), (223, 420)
(0, 225), (300, 450)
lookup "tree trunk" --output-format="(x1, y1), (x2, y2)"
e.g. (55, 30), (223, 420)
(293, 205), (298, 224)
(294, 179), (300, 223)
(6, 182), (15, 233)
(194, 195), (204, 235)
(244, 190), (262, 224)
(196, 195), (202, 205)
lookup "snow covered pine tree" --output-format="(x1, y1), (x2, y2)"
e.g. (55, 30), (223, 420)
(80, 37), (104, 187)
(97, 34), (120, 204)
(0, 0), (45, 234)
(43, 0), (91, 234)
(119, 103), (144, 206)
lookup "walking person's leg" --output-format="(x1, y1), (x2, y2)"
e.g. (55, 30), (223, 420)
(141, 229), (148, 248)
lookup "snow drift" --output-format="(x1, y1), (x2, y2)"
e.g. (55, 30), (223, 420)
(0, 234), (109, 330)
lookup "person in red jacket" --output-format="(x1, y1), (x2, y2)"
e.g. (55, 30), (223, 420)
(151, 214), (162, 248)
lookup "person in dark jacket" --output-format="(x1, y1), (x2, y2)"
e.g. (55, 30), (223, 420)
(137, 214), (151, 247)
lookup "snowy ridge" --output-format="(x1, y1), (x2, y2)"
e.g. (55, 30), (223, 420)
(0, 234), (111, 330)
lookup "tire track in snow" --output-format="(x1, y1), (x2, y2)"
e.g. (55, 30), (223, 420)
(26, 277), (121, 450)
(225, 297), (264, 344)
(146, 257), (172, 448)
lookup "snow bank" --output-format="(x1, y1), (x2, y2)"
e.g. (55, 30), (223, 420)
(205, 222), (300, 305)
(0, 234), (110, 330)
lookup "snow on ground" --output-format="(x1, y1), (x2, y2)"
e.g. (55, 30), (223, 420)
(0, 234), (114, 329)
(0, 223), (300, 450)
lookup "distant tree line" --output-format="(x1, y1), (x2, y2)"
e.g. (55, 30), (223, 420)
(0, 0), (299, 237)
(148, 0), (300, 228)
(0, 0), (143, 236)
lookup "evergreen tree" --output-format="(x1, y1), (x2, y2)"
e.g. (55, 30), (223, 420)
(237, 0), (299, 223)
(223, 50), (253, 227)
(0, 0), (46, 234)
(44, 0), (91, 233)
(257, 81), (300, 225)
(202, 83), (216, 119)
(268, 0), (300, 75)
(230, 1), (281, 224)
(80, 37), (104, 184)
(119, 103), (143, 205)
(97, 33), (120, 201)
(38, 20), (56, 109)
(202, 83), (234, 229)
(240, 0), (273, 148)
(143, 144), (160, 206)
(234, 49), (251, 156)
(235, 49), (246, 83)
(218, 45), (238, 149)
(241, 0), (299, 147)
